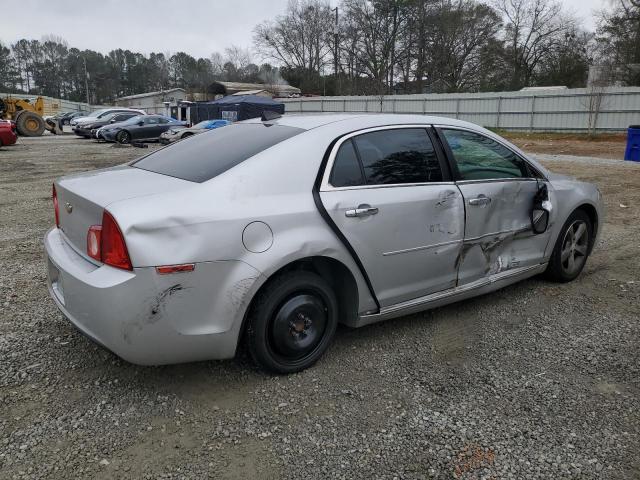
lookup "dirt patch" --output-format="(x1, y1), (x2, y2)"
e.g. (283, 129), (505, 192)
(500, 131), (628, 159)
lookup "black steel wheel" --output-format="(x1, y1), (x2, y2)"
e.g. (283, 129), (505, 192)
(116, 130), (131, 144)
(246, 271), (338, 373)
(545, 209), (593, 282)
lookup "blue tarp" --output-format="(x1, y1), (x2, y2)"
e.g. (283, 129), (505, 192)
(189, 95), (285, 123)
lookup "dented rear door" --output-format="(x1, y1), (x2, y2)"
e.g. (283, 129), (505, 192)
(319, 127), (464, 307)
(438, 128), (553, 285)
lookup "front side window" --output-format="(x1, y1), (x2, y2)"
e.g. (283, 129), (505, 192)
(145, 117), (160, 125)
(353, 128), (443, 185)
(441, 129), (528, 180)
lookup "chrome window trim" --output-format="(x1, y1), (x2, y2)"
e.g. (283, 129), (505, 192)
(320, 124), (449, 192)
(434, 124), (548, 181)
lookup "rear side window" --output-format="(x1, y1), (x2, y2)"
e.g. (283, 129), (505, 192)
(132, 123), (304, 182)
(330, 140), (364, 187)
(353, 128), (443, 185)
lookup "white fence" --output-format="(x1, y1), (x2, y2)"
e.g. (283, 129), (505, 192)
(282, 87), (640, 132)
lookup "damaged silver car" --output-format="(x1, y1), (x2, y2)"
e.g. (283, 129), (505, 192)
(45, 114), (604, 373)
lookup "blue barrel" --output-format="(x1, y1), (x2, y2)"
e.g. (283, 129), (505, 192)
(625, 125), (640, 162)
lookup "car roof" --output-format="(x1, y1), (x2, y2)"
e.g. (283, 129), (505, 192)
(242, 113), (486, 132)
(241, 113), (550, 177)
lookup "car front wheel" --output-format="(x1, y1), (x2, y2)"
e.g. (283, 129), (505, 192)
(116, 130), (131, 144)
(246, 271), (338, 374)
(545, 209), (593, 282)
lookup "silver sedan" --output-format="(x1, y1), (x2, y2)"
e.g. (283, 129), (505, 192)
(45, 114), (604, 373)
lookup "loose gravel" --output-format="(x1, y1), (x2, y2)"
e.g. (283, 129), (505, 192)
(0, 135), (639, 479)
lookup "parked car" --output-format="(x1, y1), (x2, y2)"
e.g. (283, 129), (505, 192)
(45, 114), (603, 373)
(100, 115), (187, 144)
(64, 112), (84, 126)
(70, 108), (145, 127)
(72, 112), (141, 138)
(159, 119), (231, 144)
(0, 120), (17, 147)
(46, 111), (79, 125)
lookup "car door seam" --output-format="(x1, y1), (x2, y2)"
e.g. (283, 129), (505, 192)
(313, 135), (381, 312)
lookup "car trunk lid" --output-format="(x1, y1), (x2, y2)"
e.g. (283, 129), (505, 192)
(55, 165), (192, 257)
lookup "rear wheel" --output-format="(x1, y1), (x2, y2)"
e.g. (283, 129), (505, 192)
(116, 130), (131, 144)
(181, 132), (194, 140)
(246, 271), (338, 373)
(545, 209), (592, 282)
(16, 111), (45, 137)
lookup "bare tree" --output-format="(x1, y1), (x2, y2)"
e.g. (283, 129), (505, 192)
(341, 0), (403, 94)
(492, 0), (573, 89)
(596, 0), (640, 85)
(253, 0), (333, 74)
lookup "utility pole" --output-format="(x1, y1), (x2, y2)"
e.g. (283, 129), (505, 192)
(83, 56), (90, 105)
(332, 6), (339, 95)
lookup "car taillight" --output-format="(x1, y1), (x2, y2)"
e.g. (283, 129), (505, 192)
(86, 210), (133, 270)
(52, 184), (60, 228)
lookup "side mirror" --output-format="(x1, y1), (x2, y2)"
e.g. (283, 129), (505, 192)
(138, 121), (144, 126)
(532, 207), (550, 234)
(110, 119), (117, 123)
(531, 183), (551, 235)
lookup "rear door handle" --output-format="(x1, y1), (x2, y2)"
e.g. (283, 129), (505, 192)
(345, 205), (379, 217)
(468, 195), (491, 206)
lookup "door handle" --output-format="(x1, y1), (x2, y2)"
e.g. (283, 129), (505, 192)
(345, 205), (379, 217)
(468, 195), (491, 206)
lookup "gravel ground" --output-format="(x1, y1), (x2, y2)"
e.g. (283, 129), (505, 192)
(0, 135), (639, 480)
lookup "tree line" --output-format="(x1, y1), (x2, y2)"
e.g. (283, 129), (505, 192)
(0, 0), (638, 104)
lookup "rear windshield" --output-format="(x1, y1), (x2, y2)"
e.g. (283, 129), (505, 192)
(132, 123), (304, 182)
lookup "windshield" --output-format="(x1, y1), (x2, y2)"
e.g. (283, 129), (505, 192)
(88, 109), (109, 118)
(132, 123), (304, 182)
(100, 112), (118, 122)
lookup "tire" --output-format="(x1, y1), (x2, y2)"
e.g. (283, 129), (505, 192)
(246, 271), (338, 374)
(16, 111), (45, 137)
(116, 130), (131, 144)
(545, 209), (593, 282)
(181, 132), (194, 140)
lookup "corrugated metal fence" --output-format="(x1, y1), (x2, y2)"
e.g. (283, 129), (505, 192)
(282, 87), (640, 132)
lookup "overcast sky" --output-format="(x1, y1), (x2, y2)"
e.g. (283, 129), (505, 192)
(0, 0), (605, 60)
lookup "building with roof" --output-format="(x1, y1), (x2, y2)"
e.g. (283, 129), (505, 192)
(207, 81), (300, 98)
(114, 88), (187, 109)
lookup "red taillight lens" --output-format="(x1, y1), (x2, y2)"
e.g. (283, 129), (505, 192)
(52, 184), (60, 228)
(101, 211), (132, 270)
(86, 211), (132, 270)
(87, 225), (102, 261)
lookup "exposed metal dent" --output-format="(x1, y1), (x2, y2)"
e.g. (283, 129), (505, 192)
(355, 263), (546, 327)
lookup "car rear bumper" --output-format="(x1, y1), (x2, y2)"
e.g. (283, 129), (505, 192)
(0, 130), (17, 145)
(44, 227), (262, 365)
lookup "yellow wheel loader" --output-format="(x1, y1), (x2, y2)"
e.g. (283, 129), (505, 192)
(0, 96), (63, 136)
